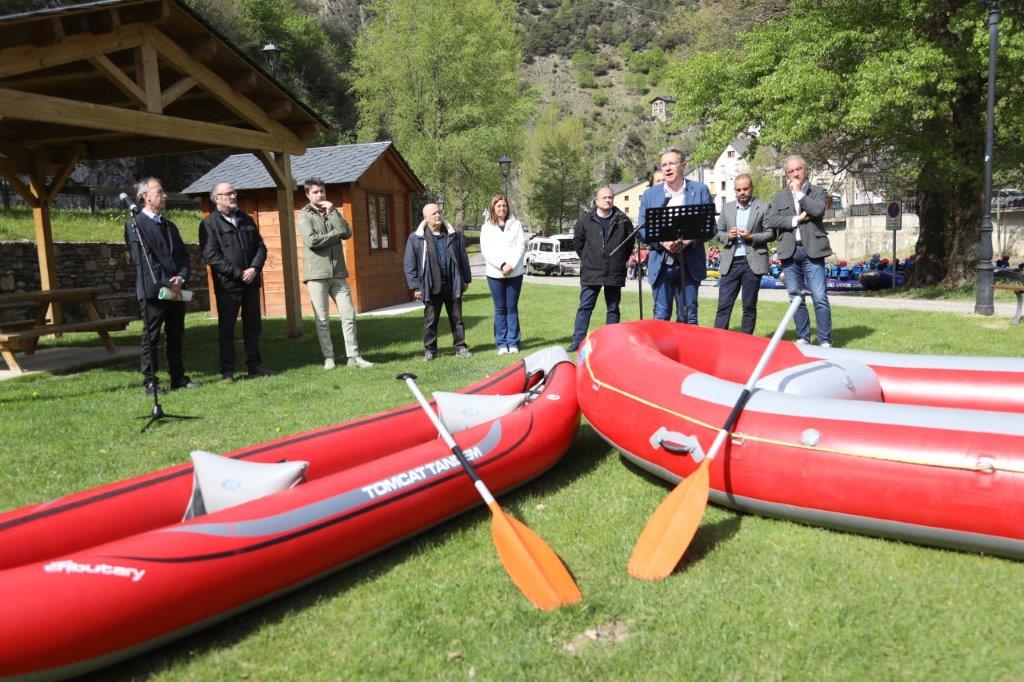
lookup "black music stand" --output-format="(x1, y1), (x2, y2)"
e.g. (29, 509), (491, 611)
(641, 203), (717, 243)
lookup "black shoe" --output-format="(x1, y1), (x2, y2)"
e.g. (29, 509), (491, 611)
(247, 366), (274, 378)
(423, 351), (437, 362)
(221, 371), (235, 382)
(455, 347), (472, 358)
(565, 342), (580, 353)
(170, 377), (200, 390)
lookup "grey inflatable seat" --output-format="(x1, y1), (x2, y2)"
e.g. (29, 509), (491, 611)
(432, 392), (529, 433)
(183, 450), (309, 521)
(755, 359), (882, 402)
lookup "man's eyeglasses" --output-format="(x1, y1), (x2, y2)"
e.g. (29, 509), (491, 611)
(215, 191), (237, 197)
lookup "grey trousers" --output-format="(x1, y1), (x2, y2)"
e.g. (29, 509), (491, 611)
(306, 277), (360, 360)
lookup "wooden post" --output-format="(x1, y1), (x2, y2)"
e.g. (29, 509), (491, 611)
(29, 177), (60, 325)
(256, 150), (302, 337)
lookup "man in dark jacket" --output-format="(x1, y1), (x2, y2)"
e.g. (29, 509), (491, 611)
(200, 180), (271, 380)
(124, 177), (197, 394)
(403, 203), (473, 361)
(566, 186), (633, 352)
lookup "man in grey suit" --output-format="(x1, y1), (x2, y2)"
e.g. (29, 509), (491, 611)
(714, 174), (772, 333)
(765, 155), (833, 347)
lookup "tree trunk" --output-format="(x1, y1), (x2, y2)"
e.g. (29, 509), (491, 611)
(909, 166), (949, 286)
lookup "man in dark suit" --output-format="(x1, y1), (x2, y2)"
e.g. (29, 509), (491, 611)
(765, 155), (833, 346)
(637, 148), (712, 324)
(200, 180), (271, 381)
(124, 177), (198, 394)
(714, 174), (772, 333)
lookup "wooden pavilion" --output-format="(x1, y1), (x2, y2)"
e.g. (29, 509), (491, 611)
(0, 0), (327, 336)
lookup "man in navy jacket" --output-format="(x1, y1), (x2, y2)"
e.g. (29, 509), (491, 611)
(403, 203), (473, 361)
(637, 148), (712, 324)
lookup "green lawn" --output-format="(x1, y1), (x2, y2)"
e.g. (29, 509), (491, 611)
(2, 285), (1024, 678)
(0, 207), (203, 243)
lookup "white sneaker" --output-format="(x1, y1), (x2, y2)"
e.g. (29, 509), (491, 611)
(508, 346), (519, 353)
(497, 347), (509, 355)
(348, 356), (374, 368)
(324, 358), (336, 370)
(820, 342), (832, 348)
(795, 338), (809, 345)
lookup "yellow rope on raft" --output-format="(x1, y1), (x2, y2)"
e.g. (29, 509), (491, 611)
(582, 340), (1024, 476)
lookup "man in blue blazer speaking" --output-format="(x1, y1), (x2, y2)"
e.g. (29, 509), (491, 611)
(637, 148), (712, 323)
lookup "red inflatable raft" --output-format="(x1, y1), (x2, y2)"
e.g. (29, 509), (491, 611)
(577, 321), (1024, 560)
(0, 348), (578, 679)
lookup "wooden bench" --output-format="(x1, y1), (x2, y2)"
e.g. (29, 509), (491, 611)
(995, 284), (1024, 325)
(0, 287), (134, 373)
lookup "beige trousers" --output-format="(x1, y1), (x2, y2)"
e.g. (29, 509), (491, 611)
(306, 278), (359, 360)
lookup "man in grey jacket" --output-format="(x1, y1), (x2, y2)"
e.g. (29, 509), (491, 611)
(713, 174), (772, 334)
(765, 156), (834, 347)
(297, 177), (373, 369)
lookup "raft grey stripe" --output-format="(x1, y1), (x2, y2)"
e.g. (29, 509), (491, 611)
(164, 421), (503, 538)
(614, 446), (1024, 561)
(797, 344), (1024, 372)
(680, 373), (1024, 437)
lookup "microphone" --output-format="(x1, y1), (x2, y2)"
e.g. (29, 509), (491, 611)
(118, 192), (140, 214)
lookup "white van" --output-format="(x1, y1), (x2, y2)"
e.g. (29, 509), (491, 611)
(525, 234), (580, 276)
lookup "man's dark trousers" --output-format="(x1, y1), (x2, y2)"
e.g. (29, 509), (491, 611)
(423, 279), (467, 352)
(139, 298), (186, 385)
(714, 256), (761, 333)
(570, 284), (622, 346)
(215, 285), (263, 372)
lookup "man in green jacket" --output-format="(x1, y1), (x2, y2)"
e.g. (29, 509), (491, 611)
(297, 177), (373, 369)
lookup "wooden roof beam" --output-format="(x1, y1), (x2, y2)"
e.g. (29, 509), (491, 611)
(161, 76), (197, 109)
(266, 100), (292, 121)
(88, 8), (122, 34)
(42, 143), (85, 203)
(148, 28), (303, 145)
(88, 54), (147, 108)
(1, 172), (38, 208)
(133, 32), (161, 113)
(0, 87), (303, 153)
(0, 24), (145, 79)
(31, 18), (67, 47)
(187, 38), (218, 63)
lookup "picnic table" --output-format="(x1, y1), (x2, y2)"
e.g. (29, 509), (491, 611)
(995, 283), (1024, 325)
(0, 286), (134, 373)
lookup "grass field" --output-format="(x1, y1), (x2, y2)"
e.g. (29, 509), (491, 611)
(2, 284), (1024, 679)
(0, 207), (203, 243)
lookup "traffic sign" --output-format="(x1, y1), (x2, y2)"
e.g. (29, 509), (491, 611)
(886, 201), (902, 231)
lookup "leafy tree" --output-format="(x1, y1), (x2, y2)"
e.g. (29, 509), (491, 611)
(522, 108), (594, 235)
(666, 0), (1024, 285)
(351, 0), (535, 226)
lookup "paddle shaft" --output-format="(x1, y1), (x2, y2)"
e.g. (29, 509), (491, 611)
(401, 376), (495, 505)
(703, 290), (808, 461)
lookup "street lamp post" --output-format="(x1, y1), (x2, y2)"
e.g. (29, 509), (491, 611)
(975, 0), (1000, 316)
(498, 154), (511, 197)
(262, 42), (282, 77)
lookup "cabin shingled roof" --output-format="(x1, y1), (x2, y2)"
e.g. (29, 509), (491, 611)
(180, 142), (419, 194)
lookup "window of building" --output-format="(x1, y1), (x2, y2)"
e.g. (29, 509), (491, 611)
(727, 150), (735, 158)
(721, 181), (726, 191)
(367, 193), (393, 251)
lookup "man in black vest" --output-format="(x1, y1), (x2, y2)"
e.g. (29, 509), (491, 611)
(200, 180), (271, 380)
(124, 177), (197, 394)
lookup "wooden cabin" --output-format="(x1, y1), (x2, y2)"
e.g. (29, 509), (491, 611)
(182, 142), (424, 315)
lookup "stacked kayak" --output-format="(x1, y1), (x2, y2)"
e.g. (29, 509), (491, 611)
(577, 321), (1024, 559)
(0, 348), (579, 679)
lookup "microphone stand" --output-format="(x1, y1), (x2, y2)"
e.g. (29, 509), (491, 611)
(607, 224), (646, 320)
(125, 205), (195, 433)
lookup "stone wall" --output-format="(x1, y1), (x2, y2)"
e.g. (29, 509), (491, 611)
(0, 241), (209, 323)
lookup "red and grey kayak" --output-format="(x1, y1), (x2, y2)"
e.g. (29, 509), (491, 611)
(577, 320), (1024, 560)
(0, 348), (579, 679)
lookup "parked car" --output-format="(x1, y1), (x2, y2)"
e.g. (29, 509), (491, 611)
(993, 188), (1024, 209)
(525, 234), (581, 276)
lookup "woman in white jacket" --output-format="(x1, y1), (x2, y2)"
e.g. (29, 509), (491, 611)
(479, 195), (527, 354)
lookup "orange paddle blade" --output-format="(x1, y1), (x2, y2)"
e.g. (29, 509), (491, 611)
(489, 502), (582, 610)
(628, 457), (711, 580)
